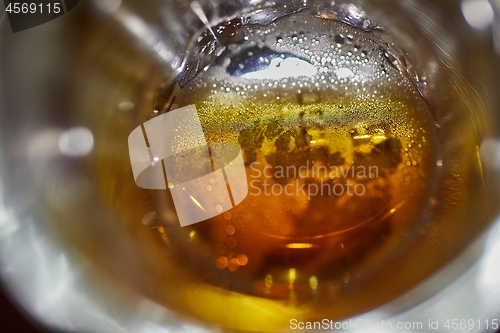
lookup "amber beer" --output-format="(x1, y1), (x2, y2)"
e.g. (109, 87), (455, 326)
(140, 10), (439, 329)
(98, 9), (450, 332)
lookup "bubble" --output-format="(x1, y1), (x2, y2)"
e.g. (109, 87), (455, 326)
(228, 258), (240, 272)
(216, 256), (229, 269)
(280, 225), (291, 235)
(237, 254), (249, 266)
(226, 225), (236, 235)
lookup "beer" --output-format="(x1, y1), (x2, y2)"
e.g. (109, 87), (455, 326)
(93, 8), (482, 332)
(166, 8), (437, 291)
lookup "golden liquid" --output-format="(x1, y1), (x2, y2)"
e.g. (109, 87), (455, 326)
(168, 75), (436, 294)
(95, 11), (441, 332)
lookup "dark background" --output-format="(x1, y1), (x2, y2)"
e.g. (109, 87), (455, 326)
(0, 287), (47, 332)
